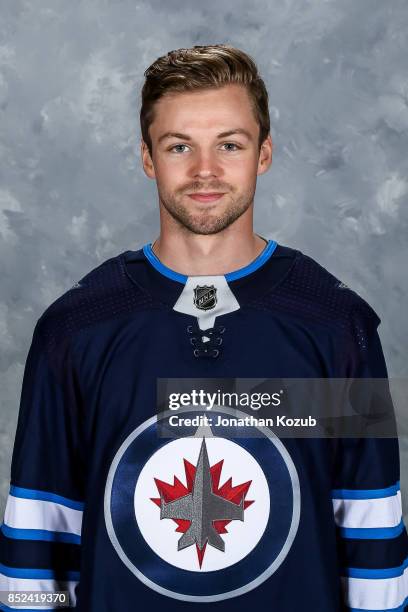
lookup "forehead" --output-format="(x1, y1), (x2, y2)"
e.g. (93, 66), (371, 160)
(150, 84), (258, 135)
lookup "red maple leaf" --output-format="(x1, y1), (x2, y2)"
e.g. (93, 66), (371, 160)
(151, 457), (254, 567)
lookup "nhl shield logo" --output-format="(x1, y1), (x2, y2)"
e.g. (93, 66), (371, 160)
(104, 408), (300, 602)
(193, 285), (217, 311)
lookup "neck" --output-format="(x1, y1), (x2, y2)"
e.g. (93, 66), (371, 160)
(151, 230), (268, 277)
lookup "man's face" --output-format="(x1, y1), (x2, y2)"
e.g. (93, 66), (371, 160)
(141, 83), (272, 235)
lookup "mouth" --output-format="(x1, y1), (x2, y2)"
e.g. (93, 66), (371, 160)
(187, 193), (226, 203)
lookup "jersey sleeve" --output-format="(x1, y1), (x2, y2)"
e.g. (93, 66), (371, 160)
(0, 315), (85, 610)
(332, 306), (408, 611)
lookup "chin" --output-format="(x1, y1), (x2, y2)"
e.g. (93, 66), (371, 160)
(185, 219), (235, 235)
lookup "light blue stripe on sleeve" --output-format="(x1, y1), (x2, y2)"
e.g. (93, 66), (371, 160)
(339, 519), (405, 540)
(343, 555), (408, 579)
(9, 486), (84, 511)
(332, 482), (400, 500)
(0, 562), (80, 581)
(1, 523), (81, 545)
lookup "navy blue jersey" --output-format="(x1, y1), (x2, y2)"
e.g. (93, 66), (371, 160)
(1, 239), (408, 611)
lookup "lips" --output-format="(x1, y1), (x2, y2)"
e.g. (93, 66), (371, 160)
(187, 193), (225, 202)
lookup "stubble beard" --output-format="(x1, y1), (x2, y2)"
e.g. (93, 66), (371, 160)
(158, 188), (256, 235)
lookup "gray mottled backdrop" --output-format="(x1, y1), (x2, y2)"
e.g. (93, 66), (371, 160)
(1, 0), (407, 520)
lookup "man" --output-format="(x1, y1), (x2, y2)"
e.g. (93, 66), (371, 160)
(1, 44), (407, 611)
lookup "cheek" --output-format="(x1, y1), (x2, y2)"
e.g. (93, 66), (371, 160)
(154, 161), (183, 185)
(226, 159), (258, 182)
(224, 151), (259, 171)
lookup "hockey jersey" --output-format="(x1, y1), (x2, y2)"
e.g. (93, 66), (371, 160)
(1, 238), (408, 611)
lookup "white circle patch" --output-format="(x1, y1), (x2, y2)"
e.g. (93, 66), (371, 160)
(134, 436), (270, 572)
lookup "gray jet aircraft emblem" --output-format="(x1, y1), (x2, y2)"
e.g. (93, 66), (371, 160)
(160, 438), (245, 552)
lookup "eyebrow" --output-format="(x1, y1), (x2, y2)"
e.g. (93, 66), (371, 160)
(158, 128), (253, 144)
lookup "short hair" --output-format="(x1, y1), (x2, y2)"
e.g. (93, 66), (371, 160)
(140, 44), (270, 156)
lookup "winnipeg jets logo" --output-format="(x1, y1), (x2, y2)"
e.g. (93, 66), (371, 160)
(152, 438), (253, 568)
(104, 409), (300, 602)
(193, 285), (217, 310)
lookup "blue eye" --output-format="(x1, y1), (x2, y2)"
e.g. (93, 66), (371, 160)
(170, 144), (189, 153)
(222, 143), (241, 151)
(169, 143), (242, 153)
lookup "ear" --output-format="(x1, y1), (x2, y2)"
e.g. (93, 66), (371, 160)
(140, 138), (156, 179)
(257, 133), (273, 176)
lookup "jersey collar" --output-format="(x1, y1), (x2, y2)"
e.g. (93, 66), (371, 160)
(142, 239), (278, 284)
(121, 239), (299, 309)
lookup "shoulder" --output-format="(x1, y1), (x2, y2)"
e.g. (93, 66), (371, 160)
(35, 250), (151, 350)
(255, 245), (381, 345)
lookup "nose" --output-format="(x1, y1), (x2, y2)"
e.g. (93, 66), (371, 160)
(190, 149), (221, 179)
